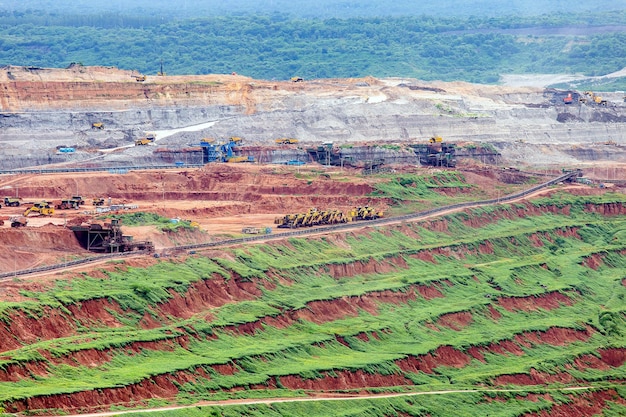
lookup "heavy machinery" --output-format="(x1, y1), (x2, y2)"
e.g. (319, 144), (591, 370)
(563, 93), (573, 104)
(92, 198), (106, 206)
(157, 60), (166, 76)
(581, 91), (607, 106)
(275, 208), (348, 228)
(135, 132), (156, 146)
(132, 75), (146, 82)
(91, 122), (104, 130)
(275, 138), (299, 144)
(409, 138), (457, 168)
(71, 196), (85, 205)
(69, 218), (154, 253)
(291, 76), (303, 82)
(346, 206), (384, 221)
(4, 197), (21, 207)
(23, 202), (54, 216)
(56, 199), (80, 210)
(242, 226), (272, 234)
(10, 216), (28, 227)
(135, 138), (152, 146)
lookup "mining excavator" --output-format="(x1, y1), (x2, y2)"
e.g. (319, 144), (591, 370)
(23, 202), (54, 216)
(581, 91), (607, 106)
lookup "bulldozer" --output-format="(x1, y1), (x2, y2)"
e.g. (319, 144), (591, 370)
(290, 76), (303, 82)
(429, 136), (443, 143)
(23, 202), (54, 217)
(132, 74), (146, 82)
(4, 197), (21, 207)
(92, 198), (106, 206)
(91, 122), (104, 130)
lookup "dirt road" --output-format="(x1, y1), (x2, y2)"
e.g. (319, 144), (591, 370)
(48, 386), (594, 417)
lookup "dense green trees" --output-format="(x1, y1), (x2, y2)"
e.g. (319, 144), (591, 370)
(1, 8), (626, 84)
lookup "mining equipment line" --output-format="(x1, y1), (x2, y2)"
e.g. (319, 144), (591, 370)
(0, 170), (581, 280)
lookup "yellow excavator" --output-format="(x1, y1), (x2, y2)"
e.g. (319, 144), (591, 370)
(581, 91), (607, 106)
(24, 202), (54, 216)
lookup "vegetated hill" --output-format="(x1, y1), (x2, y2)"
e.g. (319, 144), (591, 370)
(11, 0), (626, 19)
(2, 5), (626, 83)
(0, 191), (624, 415)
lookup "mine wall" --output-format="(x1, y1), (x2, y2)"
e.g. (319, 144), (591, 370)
(2, 74), (626, 169)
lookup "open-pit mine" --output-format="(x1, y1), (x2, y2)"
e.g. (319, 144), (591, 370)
(0, 65), (624, 417)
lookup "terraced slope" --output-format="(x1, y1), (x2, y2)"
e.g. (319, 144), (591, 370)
(0, 193), (625, 416)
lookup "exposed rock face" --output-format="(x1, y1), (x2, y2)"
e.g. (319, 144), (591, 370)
(1, 65), (625, 169)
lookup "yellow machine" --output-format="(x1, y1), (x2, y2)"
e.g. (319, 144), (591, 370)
(4, 197), (21, 207)
(346, 206), (384, 221)
(91, 122), (104, 130)
(290, 76), (303, 82)
(226, 156), (249, 163)
(92, 198), (106, 206)
(582, 91), (607, 106)
(132, 75), (146, 82)
(429, 136), (443, 143)
(24, 202), (54, 217)
(135, 136), (155, 146)
(275, 208), (348, 228)
(275, 138), (299, 144)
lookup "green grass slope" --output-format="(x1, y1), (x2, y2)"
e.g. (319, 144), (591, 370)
(0, 192), (624, 415)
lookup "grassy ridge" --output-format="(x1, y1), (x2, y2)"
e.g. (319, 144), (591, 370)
(0, 193), (625, 414)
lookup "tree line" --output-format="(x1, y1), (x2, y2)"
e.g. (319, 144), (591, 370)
(1, 11), (626, 85)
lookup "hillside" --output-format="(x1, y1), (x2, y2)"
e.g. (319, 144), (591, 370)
(0, 65), (625, 416)
(1, 65), (626, 171)
(0, 185), (625, 416)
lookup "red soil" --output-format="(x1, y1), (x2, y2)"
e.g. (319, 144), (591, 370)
(523, 389), (626, 417)
(397, 345), (472, 374)
(494, 370), (573, 386)
(436, 311), (473, 330)
(325, 255), (408, 279)
(279, 369), (411, 390)
(581, 253), (604, 270)
(141, 274), (262, 326)
(497, 291), (574, 312)
(599, 347), (626, 367)
(5, 371), (197, 414)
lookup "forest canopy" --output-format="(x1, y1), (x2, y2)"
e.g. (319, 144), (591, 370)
(2, 1), (626, 86)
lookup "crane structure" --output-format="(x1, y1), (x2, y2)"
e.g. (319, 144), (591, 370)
(189, 137), (254, 164)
